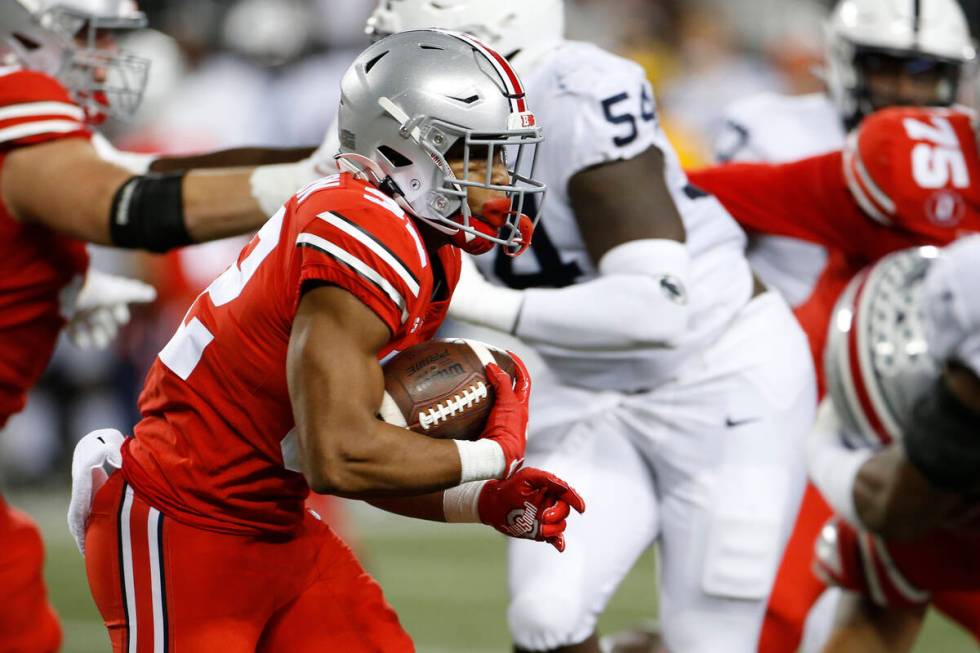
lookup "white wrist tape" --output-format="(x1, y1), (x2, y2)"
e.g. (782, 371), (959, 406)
(249, 157), (320, 217)
(442, 480), (487, 523)
(807, 399), (874, 526)
(516, 239), (691, 349)
(454, 439), (505, 483)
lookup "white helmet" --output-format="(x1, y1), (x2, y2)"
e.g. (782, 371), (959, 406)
(337, 29), (545, 256)
(365, 0), (564, 74)
(826, 0), (976, 128)
(0, 0), (150, 121)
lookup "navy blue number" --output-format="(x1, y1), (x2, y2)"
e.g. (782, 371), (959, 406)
(601, 92), (637, 147)
(602, 85), (657, 147)
(493, 197), (583, 289)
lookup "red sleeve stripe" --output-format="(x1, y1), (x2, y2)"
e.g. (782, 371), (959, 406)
(296, 232), (409, 324)
(316, 211), (420, 297)
(0, 118), (87, 145)
(0, 101), (85, 122)
(842, 133), (895, 226)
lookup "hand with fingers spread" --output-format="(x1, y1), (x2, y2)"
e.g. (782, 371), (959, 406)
(65, 269), (157, 350)
(480, 353), (531, 479)
(477, 466), (586, 552)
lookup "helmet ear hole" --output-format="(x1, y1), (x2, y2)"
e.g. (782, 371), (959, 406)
(378, 145), (413, 168)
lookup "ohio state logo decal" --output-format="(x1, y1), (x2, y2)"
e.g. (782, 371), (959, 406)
(925, 190), (965, 228)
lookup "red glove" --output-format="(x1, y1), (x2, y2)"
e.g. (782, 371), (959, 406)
(478, 467), (586, 552)
(480, 353), (531, 478)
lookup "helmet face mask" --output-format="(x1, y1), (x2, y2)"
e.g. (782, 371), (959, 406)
(337, 29), (545, 257)
(3, 1), (150, 121)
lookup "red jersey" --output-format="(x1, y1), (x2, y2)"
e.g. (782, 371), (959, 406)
(122, 173), (461, 536)
(689, 107), (980, 390)
(0, 67), (91, 425)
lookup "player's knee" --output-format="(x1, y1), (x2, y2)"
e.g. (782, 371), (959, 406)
(508, 590), (594, 651)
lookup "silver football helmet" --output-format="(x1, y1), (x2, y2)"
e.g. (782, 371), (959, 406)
(365, 0), (564, 75)
(825, 0), (976, 129)
(825, 247), (943, 448)
(337, 29), (545, 256)
(0, 0), (150, 121)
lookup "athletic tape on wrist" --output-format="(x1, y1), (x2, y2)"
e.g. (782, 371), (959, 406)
(454, 439), (505, 483)
(442, 481), (487, 523)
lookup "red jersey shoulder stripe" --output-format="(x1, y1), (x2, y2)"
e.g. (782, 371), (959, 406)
(843, 132), (896, 226)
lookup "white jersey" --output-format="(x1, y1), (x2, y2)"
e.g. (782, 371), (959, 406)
(923, 235), (980, 378)
(713, 92), (845, 307)
(474, 41), (754, 392)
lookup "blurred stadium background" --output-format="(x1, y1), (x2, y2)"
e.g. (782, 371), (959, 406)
(3, 0), (980, 650)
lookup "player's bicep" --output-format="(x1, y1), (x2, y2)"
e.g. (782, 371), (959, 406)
(286, 284), (391, 483)
(2, 138), (129, 243)
(569, 145), (685, 263)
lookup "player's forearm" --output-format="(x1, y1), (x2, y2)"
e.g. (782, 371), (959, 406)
(367, 491), (448, 522)
(150, 146), (316, 172)
(303, 420), (464, 498)
(182, 168), (270, 242)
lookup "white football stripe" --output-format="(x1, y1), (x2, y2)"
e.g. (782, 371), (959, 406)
(0, 101), (85, 122)
(456, 339), (495, 367)
(0, 119), (85, 144)
(378, 391), (408, 427)
(873, 536), (930, 604)
(147, 508), (166, 653)
(318, 212), (420, 297)
(297, 232), (409, 324)
(858, 531), (888, 607)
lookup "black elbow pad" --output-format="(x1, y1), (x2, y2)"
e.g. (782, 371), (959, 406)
(109, 173), (192, 253)
(903, 378), (980, 496)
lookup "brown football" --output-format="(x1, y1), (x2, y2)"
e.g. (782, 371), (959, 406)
(380, 338), (516, 440)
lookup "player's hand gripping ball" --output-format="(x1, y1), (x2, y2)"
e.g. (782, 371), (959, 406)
(380, 338), (517, 440)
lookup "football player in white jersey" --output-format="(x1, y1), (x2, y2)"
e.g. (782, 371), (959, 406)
(809, 238), (980, 652)
(713, 0), (975, 307)
(344, 2), (818, 652)
(707, 2), (975, 650)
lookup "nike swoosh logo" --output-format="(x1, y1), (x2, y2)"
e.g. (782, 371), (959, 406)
(725, 416), (759, 428)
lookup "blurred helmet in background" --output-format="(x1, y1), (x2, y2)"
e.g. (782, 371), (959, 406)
(221, 0), (314, 67)
(824, 247), (942, 449)
(336, 29), (545, 256)
(0, 0), (150, 121)
(826, 0), (976, 129)
(365, 0), (564, 73)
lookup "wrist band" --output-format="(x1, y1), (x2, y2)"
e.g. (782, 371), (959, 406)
(454, 439), (504, 483)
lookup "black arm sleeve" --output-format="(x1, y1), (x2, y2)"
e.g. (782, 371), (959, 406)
(109, 173), (192, 253)
(903, 378), (980, 496)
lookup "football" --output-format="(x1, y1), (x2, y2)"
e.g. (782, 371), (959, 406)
(380, 338), (516, 440)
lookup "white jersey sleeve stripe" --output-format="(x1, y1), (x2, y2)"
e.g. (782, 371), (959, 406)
(296, 232), (409, 324)
(872, 536), (931, 605)
(843, 146), (893, 226)
(0, 101), (85, 122)
(0, 119), (85, 144)
(316, 211), (421, 298)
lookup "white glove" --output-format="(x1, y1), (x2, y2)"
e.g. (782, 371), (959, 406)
(448, 254), (524, 333)
(66, 269), (157, 350)
(68, 428), (125, 555)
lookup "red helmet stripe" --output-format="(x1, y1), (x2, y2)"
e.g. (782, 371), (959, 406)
(439, 30), (528, 114)
(846, 272), (894, 445)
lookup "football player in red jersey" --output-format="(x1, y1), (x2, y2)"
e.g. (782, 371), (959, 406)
(73, 30), (585, 652)
(808, 239), (980, 652)
(0, 1), (356, 650)
(688, 104), (980, 650)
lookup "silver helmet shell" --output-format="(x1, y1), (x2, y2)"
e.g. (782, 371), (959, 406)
(1, 0), (150, 120)
(365, 0), (564, 75)
(825, 246), (943, 449)
(336, 29), (545, 256)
